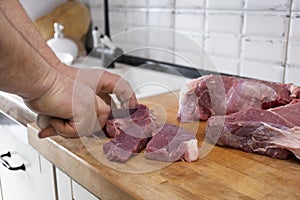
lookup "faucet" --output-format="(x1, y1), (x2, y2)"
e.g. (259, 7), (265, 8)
(92, 27), (123, 68)
(89, 0), (123, 68)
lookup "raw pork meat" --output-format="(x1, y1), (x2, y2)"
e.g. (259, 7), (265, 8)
(103, 130), (151, 162)
(206, 99), (300, 159)
(145, 124), (199, 162)
(103, 104), (157, 162)
(178, 75), (300, 122)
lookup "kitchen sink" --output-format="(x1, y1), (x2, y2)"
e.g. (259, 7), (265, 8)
(73, 56), (191, 99)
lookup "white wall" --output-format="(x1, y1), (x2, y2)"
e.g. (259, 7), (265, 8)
(88, 0), (300, 85)
(19, 0), (66, 21)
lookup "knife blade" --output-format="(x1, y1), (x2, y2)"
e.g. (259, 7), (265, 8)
(108, 107), (138, 120)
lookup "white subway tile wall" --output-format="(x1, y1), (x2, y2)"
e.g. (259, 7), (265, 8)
(175, 11), (205, 32)
(243, 12), (289, 38)
(148, 10), (174, 28)
(240, 60), (285, 82)
(286, 11), (300, 85)
(126, 0), (147, 7)
(175, 0), (205, 9)
(244, 0), (290, 11)
(292, 0), (300, 11)
(88, 0), (300, 84)
(207, 0), (244, 9)
(206, 11), (242, 34)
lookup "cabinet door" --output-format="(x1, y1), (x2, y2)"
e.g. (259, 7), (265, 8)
(0, 177), (2, 200)
(72, 180), (99, 200)
(56, 167), (99, 200)
(0, 128), (56, 200)
(56, 168), (73, 200)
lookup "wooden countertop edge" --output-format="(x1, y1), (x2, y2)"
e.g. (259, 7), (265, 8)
(27, 123), (139, 200)
(0, 93), (35, 125)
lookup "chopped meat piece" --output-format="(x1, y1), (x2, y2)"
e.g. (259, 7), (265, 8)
(105, 104), (157, 138)
(103, 130), (150, 163)
(103, 104), (157, 162)
(145, 124), (199, 162)
(206, 100), (300, 159)
(178, 75), (299, 122)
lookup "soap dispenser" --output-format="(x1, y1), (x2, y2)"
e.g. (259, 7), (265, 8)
(47, 22), (78, 64)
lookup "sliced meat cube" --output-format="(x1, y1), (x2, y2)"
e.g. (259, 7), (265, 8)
(103, 130), (150, 163)
(105, 104), (157, 138)
(145, 124), (199, 162)
(103, 104), (157, 162)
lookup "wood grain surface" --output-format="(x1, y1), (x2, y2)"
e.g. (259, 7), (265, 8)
(28, 92), (300, 200)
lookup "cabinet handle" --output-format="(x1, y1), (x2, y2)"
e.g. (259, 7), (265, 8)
(0, 151), (26, 171)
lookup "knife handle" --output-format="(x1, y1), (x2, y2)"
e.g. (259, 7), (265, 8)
(36, 114), (52, 130)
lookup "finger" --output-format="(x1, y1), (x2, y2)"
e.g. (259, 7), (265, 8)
(118, 82), (138, 108)
(119, 93), (138, 108)
(49, 118), (79, 138)
(127, 94), (138, 108)
(38, 126), (58, 138)
(101, 72), (138, 107)
(114, 85), (137, 108)
(95, 96), (110, 128)
(100, 94), (117, 108)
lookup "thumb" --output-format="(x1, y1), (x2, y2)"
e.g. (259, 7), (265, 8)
(95, 96), (110, 128)
(38, 126), (58, 138)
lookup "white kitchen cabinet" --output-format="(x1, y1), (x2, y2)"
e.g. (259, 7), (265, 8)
(0, 177), (2, 200)
(72, 180), (98, 200)
(0, 112), (56, 200)
(56, 168), (98, 200)
(56, 168), (73, 200)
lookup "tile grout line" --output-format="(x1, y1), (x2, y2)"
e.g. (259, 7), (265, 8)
(203, 0), (209, 71)
(238, 0), (247, 77)
(146, 0), (149, 59)
(172, 0), (176, 64)
(282, 0), (293, 83)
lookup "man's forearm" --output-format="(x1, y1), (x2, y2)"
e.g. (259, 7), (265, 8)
(0, 7), (57, 100)
(0, 0), (137, 108)
(0, 0), (78, 77)
(0, 0), (110, 93)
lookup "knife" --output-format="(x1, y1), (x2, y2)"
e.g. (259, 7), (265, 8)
(108, 107), (138, 120)
(36, 107), (138, 130)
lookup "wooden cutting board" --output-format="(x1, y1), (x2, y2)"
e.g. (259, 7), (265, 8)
(28, 92), (300, 200)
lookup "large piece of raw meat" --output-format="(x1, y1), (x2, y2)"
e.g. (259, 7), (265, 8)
(206, 99), (300, 159)
(178, 75), (300, 122)
(178, 75), (300, 160)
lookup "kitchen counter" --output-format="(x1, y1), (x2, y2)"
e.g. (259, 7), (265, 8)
(25, 92), (300, 200)
(0, 92), (35, 126)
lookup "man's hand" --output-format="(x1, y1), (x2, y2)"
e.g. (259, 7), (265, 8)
(73, 67), (138, 108)
(26, 73), (110, 138)
(0, 0), (137, 139)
